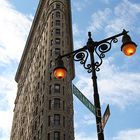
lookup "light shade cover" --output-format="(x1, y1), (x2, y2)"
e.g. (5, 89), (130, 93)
(122, 43), (136, 56)
(121, 33), (137, 56)
(54, 68), (67, 79)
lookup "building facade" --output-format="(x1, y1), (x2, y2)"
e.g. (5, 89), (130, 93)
(10, 0), (75, 140)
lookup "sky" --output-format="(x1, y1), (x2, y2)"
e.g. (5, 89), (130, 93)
(0, 0), (140, 140)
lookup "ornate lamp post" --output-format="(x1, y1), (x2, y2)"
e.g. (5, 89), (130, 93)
(53, 29), (137, 140)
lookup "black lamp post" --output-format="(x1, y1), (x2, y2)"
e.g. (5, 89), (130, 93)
(53, 29), (137, 140)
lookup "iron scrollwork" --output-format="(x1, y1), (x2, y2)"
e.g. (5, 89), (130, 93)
(94, 37), (118, 71)
(73, 50), (92, 73)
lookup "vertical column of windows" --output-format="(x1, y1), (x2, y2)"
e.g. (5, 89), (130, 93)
(48, 3), (65, 140)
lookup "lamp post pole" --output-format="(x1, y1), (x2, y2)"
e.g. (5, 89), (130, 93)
(54, 29), (137, 140)
(87, 32), (104, 140)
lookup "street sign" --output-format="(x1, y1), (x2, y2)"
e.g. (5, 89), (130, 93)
(101, 104), (110, 129)
(72, 84), (95, 115)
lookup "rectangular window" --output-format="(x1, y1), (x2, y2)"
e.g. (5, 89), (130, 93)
(54, 114), (60, 125)
(35, 106), (38, 115)
(55, 38), (60, 45)
(41, 124), (43, 134)
(34, 121), (37, 130)
(51, 29), (53, 36)
(54, 98), (60, 109)
(64, 134), (65, 140)
(48, 133), (50, 140)
(54, 131), (60, 140)
(54, 48), (60, 56)
(63, 117), (65, 127)
(49, 100), (51, 110)
(51, 21), (53, 27)
(56, 4), (60, 9)
(63, 101), (65, 110)
(55, 29), (60, 35)
(49, 85), (52, 94)
(52, 13), (54, 19)
(54, 84), (60, 93)
(48, 116), (51, 126)
(37, 82), (40, 89)
(51, 39), (53, 45)
(56, 11), (60, 17)
(56, 20), (60, 26)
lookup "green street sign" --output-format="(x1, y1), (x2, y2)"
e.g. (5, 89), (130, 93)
(72, 84), (95, 115)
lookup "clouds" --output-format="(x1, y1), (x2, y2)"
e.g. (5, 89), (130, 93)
(88, 8), (111, 33)
(0, 0), (33, 139)
(0, 0), (32, 65)
(75, 128), (140, 140)
(88, 0), (140, 35)
(72, 0), (140, 109)
(74, 57), (140, 109)
(0, 75), (17, 140)
(112, 129), (140, 140)
(72, 0), (91, 12)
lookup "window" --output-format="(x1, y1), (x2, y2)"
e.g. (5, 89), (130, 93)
(49, 85), (52, 94)
(55, 38), (60, 45)
(54, 84), (60, 93)
(55, 29), (60, 35)
(54, 114), (60, 125)
(35, 107), (38, 115)
(51, 21), (53, 27)
(51, 39), (53, 45)
(54, 48), (60, 56)
(41, 124), (43, 134)
(48, 116), (51, 126)
(56, 20), (60, 26)
(41, 109), (44, 115)
(52, 13), (54, 19)
(63, 101), (65, 110)
(56, 4), (60, 9)
(56, 11), (60, 18)
(51, 30), (53, 36)
(37, 82), (40, 89)
(49, 100), (51, 110)
(48, 133), (50, 140)
(54, 131), (60, 140)
(42, 95), (44, 103)
(34, 121), (37, 130)
(64, 134), (65, 140)
(63, 117), (65, 127)
(54, 98), (60, 109)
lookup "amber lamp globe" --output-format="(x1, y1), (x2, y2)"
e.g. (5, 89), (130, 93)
(121, 34), (137, 56)
(54, 58), (67, 79)
(121, 43), (136, 56)
(54, 68), (67, 79)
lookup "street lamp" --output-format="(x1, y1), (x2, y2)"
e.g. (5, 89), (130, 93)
(53, 29), (137, 140)
(54, 58), (67, 79)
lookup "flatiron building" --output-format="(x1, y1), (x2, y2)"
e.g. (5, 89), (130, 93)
(10, 0), (75, 139)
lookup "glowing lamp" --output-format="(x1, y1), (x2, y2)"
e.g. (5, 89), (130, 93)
(54, 68), (67, 79)
(54, 58), (67, 79)
(121, 34), (137, 56)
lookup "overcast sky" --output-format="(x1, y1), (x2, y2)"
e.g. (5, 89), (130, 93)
(0, 0), (140, 140)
